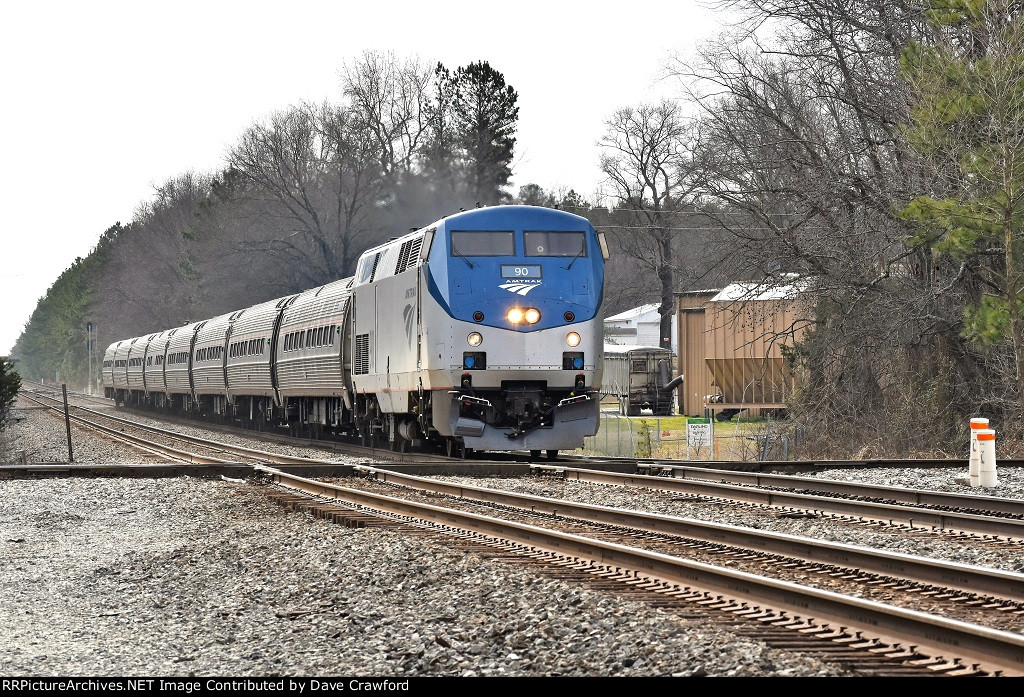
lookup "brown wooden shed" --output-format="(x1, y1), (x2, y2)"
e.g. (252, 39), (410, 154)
(675, 290), (719, 416)
(675, 281), (808, 417)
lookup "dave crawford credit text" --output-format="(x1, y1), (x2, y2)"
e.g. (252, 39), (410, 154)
(2, 680), (411, 692)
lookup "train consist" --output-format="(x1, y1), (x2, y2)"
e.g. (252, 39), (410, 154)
(101, 205), (608, 457)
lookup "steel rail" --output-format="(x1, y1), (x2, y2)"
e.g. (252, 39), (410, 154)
(256, 465), (1024, 676)
(565, 453), (1024, 470)
(19, 393), (230, 465)
(26, 385), (498, 467)
(25, 383), (1024, 471)
(22, 389), (332, 466)
(351, 465), (1024, 602)
(531, 465), (1024, 540)
(635, 463), (1024, 517)
(110, 401), (459, 465)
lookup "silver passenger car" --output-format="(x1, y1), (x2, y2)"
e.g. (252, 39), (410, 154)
(101, 341), (121, 397)
(143, 328), (179, 397)
(192, 313), (232, 398)
(112, 337), (138, 391)
(276, 278), (353, 401)
(165, 322), (203, 396)
(126, 333), (157, 393)
(226, 295), (296, 403)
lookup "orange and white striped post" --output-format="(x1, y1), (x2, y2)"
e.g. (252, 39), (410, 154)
(969, 418), (989, 488)
(977, 428), (998, 488)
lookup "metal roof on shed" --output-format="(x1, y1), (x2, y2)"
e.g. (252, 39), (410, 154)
(710, 279), (803, 303)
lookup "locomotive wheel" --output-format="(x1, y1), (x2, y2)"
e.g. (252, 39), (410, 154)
(546, 449), (559, 460)
(530, 449), (542, 460)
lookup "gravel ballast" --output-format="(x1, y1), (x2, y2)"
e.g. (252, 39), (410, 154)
(1, 398), (850, 676)
(0, 477), (848, 677)
(3, 402), (168, 465)
(7, 401), (1021, 677)
(434, 470), (1024, 574)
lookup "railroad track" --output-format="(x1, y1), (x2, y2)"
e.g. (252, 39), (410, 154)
(319, 467), (1024, 637)
(351, 466), (1024, 605)
(22, 384), (1024, 545)
(19, 389), (337, 466)
(20, 384), (471, 466)
(256, 465), (1024, 677)
(530, 465), (1024, 542)
(28, 381), (1023, 472)
(567, 452), (1024, 471)
(634, 462), (1024, 517)
(16, 382), (1024, 674)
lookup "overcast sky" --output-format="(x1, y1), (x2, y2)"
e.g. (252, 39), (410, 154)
(0, 0), (728, 356)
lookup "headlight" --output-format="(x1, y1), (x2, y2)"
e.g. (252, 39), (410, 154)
(467, 332), (482, 346)
(507, 308), (524, 324)
(524, 308), (541, 324)
(566, 332), (581, 347)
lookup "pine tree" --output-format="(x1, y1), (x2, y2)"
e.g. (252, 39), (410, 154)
(900, 0), (1024, 409)
(451, 61), (519, 204)
(427, 61), (519, 205)
(0, 357), (21, 432)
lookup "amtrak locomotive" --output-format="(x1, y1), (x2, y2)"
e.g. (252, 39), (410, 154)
(102, 205), (608, 458)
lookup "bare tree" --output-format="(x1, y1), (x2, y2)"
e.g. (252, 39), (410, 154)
(91, 173), (212, 339)
(227, 102), (384, 286)
(342, 51), (434, 183)
(599, 100), (699, 349)
(316, 102), (388, 275)
(668, 1), (994, 455)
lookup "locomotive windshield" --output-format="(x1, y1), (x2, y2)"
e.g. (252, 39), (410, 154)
(450, 230), (515, 257)
(524, 231), (586, 257)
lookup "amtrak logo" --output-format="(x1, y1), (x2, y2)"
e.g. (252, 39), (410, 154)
(499, 281), (541, 296)
(403, 304), (414, 345)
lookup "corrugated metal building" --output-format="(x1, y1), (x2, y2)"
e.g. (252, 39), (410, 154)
(675, 280), (808, 417)
(675, 290), (719, 417)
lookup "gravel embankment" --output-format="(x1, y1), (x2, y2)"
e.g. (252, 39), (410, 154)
(0, 404), (848, 676)
(804, 465), (1024, 499)
(0, 477), (848, 677)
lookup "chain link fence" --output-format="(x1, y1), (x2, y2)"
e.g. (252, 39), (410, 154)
(577, 410), (803, 461)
